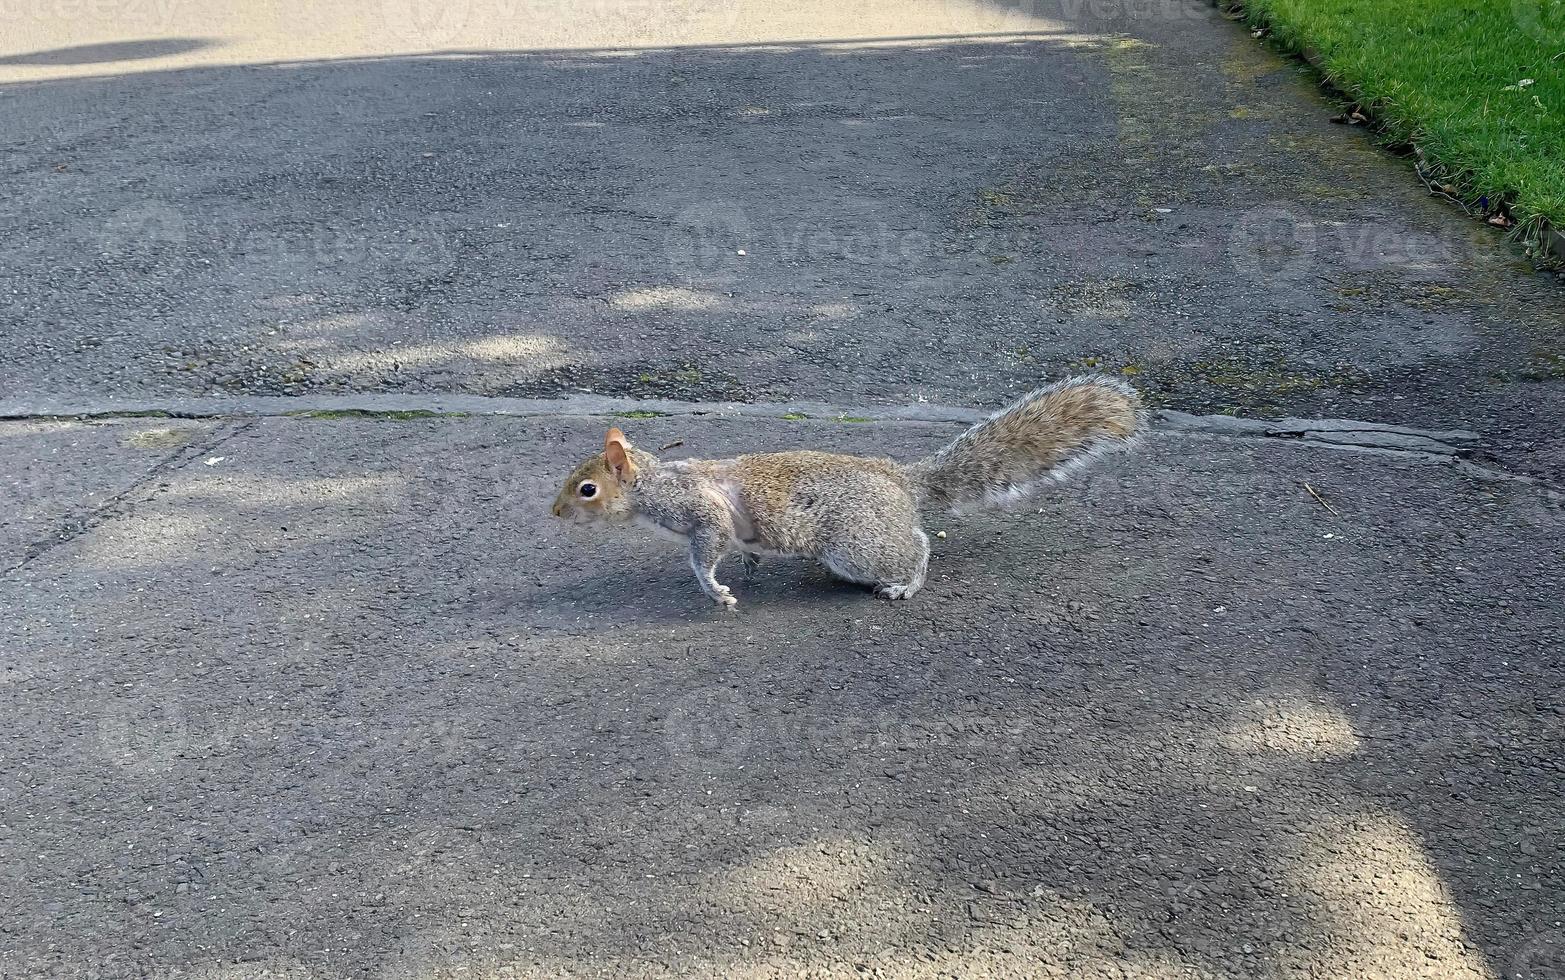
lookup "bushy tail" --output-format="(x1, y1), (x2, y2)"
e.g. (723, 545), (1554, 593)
(909, 375), (1146, 512)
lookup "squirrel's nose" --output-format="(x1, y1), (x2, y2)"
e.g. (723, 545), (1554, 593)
(551, 501), (564, 518)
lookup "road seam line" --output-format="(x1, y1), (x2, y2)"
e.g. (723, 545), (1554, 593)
(0, 393), (1481, 444)
(9, 393), (1549, 486)
(4, 395), (1557, 501)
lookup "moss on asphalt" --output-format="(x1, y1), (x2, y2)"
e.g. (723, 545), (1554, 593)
(284, 409), (469, 421)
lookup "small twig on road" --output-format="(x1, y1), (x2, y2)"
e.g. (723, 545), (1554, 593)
(657, 439), (684, 452)
(1414, 160), (1479, 216)
(1304, 482), (1341, 517)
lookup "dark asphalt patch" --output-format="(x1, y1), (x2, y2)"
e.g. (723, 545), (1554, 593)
(2, 23), (1562, 483)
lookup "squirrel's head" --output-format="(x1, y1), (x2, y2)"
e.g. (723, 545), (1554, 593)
(551, 426), (641, 525)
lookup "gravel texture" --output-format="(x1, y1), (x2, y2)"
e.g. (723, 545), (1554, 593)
(1, 1), (1562, 480)
(2, 414), (1562, 979)
(3, 0), (1564, 976)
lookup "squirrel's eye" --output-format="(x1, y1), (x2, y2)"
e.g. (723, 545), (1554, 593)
(578, 482), (598, 499)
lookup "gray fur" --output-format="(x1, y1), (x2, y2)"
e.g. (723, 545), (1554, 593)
(908, 374), (1147, 513)
(553, 375), (1145, 606)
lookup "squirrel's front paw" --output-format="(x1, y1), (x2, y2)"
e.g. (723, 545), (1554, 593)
(708, 584), (739, 608)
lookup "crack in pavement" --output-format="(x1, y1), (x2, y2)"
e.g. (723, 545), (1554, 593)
(0, 392), (1487, 450)
(7, 392), (1555, 495)
(1152, 410), (1481, 454)
(4, 419), (256, 577)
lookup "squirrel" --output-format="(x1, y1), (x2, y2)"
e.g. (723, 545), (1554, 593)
(550, 375), (1146, 607)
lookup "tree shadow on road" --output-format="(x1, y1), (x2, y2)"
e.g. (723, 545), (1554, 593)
(2, 416), (1561, 977)
(0, 38), (218, 67)
(7, 25), (1557, 436)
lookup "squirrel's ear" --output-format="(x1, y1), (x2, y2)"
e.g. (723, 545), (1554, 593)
(604, 430), (638, 483)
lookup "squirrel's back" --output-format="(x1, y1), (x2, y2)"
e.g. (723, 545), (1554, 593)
(708, 374), (1143, 530)
(723, 451), (913, 555)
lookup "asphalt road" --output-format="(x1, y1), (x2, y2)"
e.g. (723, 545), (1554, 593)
(2, 0), (1564, 977)
(3, 414), (1563, 979)
(2, 0), (1564, 478)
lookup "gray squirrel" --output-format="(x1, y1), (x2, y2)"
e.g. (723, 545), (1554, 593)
(551, 375), (1146, 607)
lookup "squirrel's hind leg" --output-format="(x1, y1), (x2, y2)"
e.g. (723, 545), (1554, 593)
(688, 526), (739, 608)
(820, 527), (930, 601)
(875, 528), (930, 600)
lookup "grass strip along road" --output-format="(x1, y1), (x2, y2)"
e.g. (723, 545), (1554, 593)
(1237, 0), (1565, 252)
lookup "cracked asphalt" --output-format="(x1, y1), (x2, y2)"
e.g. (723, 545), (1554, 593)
(2, 0), (1564, 978)
(4, 414), (1564, 980)
(4, 0), (1565, 477)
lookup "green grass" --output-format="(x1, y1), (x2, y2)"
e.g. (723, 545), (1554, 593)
(1239, 0), (1565, 240)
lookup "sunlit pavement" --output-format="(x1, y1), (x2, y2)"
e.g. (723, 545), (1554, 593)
(2, 0), (1564, 977)
(3, 411), (1562, 978)
(3, 1), (1562, 481)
